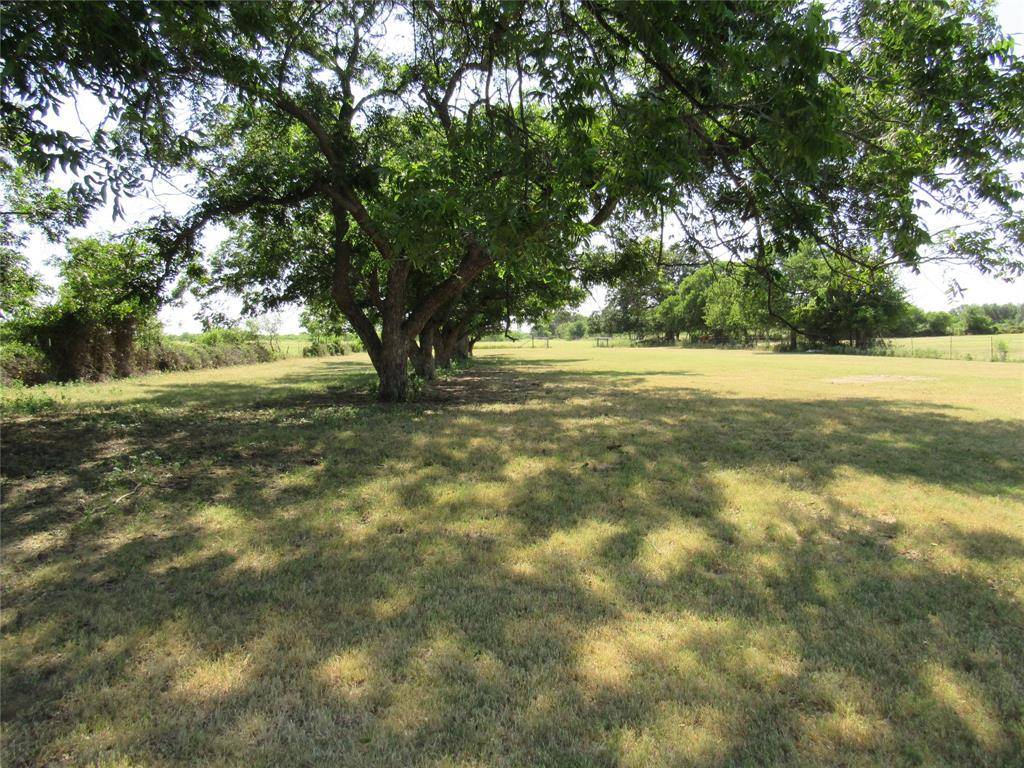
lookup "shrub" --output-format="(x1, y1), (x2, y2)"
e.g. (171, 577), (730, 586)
(193, 327), (257, 348)
(0, 339), (53, 385)
(302, 334), (363, 357)
(567, 319), (587, 339)
(303, 338), (347, 357)
(0, 321), (280, 384)
(144, 336), (275, 372)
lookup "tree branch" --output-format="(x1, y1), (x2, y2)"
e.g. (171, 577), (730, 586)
(402, 239), (495, 337)
(587, 195), (619, 227)
(329, 203), (383, 362)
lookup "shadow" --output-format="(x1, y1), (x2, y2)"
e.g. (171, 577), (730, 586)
(2, 354), (1023, 766)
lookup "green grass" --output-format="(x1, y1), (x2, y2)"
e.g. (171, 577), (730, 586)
(274, 334), (312, 358)
(3, 342), (1023, 766)
(883, 332), (1024, 362)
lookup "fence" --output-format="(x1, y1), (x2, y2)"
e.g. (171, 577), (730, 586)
(472, 333), (1024, 362)
(882, 333), (1024, 362)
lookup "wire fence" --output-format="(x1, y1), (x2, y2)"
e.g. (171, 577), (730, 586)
(474, 333), (1024, 362)
(881, 333), (1024, 362)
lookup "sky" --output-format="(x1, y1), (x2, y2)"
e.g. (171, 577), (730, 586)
(22, 0), (1024, 333)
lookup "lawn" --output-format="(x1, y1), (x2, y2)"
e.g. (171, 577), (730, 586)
(2, 342), (1022, 767)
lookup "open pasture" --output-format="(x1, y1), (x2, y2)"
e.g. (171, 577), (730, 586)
(2, 343), (1022, 766)
(883, 332), (1024, 362)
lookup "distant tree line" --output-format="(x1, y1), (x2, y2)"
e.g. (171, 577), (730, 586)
(545, 240), (1022, 346)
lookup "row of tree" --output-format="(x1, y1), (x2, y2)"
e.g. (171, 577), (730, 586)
(3, 1), (1022, 398)
(579, 241), (1022, 346)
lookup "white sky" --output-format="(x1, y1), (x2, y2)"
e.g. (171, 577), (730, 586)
(23, 0), (1023, 332)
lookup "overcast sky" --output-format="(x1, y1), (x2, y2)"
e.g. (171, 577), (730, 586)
(23, 0), (1024, 334)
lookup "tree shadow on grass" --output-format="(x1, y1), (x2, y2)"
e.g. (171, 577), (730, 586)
(2, 355), (1023, 766)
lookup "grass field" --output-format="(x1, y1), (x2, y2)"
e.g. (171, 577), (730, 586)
(883, 332), (1024, 362)
(274, 336), (309, 357)
(3, 342), (1023, 766)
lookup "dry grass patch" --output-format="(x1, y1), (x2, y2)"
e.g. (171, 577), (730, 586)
(2, 343), (1022, 766)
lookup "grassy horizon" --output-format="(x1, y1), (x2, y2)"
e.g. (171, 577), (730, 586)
(3, 343), (1022, 766)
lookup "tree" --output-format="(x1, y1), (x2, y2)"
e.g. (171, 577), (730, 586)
(673, 266), (717, 340)
(587, 238), (691, 339)
(702, 271), (773, 343)
(5, 0), (1022, 398)
(133, 4), (632, 399)
(7, 235), (169, 379)
(532, 308), (589, 340)
(772, 242), (907, 348)
(923, 311), (954, 337)
(0, 160), (87, 318)
(0, 247), (44, 320)
(613, 0), (1024, 305)
(959, 306), (997, 335)
(887, 303), (927, 339)
(651, 293), (685, 343)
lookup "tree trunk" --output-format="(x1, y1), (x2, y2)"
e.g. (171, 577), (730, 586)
(412, 322), (436, 380)
(434, 320), (468, 369)
(376, 334), (408, 402)
(112, 320), (136, 378)
(434, 335), (453, 369)
(789, 329), (798, 350)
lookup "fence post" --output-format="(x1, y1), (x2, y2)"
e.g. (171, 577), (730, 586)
(949, 336), (953, 360)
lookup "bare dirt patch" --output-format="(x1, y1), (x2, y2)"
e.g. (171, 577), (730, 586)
(827, 375), (938, 385)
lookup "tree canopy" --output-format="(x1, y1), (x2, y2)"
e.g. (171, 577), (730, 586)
(2, 0), (1021, 397)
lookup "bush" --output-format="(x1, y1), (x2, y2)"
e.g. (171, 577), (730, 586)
(145, 336), (275, 372)
(191, 327), (257, 348)
(302, 334), (363, 357)
(567, 319), (587, 339)
(0, 321), (280, 384)
(0, 339), (53, 385)
(303, 339), (347, 357)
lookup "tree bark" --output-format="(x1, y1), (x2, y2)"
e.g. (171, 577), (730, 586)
(402, 241), (493, 339)
(434, 334), (453, 369)
(375, 259), (411, 401)
(377, 326), (408, 401)
(112, 320), (136, 377)
(412, 321), (436, 380)
(434, 318), (469, 368)
(330, 204), (383, 364)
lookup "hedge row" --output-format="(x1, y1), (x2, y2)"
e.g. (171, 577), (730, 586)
(1, 335), (278, 385)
